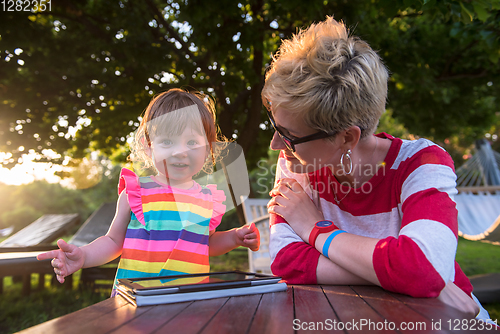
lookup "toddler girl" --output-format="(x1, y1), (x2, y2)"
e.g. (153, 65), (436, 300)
(38, 89), (260, 292)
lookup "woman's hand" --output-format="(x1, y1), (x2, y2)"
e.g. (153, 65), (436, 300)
(437, 281), (480, 318)
(268, 178), (324, 241)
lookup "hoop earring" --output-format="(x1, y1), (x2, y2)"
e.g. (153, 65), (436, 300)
(340, 149), (353, 175)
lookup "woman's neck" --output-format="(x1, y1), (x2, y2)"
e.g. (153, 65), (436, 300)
(333, 136), (388, 188)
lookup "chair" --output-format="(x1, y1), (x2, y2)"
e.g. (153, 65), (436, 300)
(69, 202), (118, 291)
(0, 213), (80, 295)
(0, 214), (80, 247)
(240, 197), (272, 274)
(69, 203), (116, 247)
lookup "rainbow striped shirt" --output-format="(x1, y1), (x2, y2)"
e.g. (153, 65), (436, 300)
(113, 168), (226, 289)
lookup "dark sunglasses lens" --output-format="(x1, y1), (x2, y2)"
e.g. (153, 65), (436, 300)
(280, 134), (294, 152)
(267, 111), (294, 151)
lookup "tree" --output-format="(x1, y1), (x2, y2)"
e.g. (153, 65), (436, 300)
(1, 0), (499, 169)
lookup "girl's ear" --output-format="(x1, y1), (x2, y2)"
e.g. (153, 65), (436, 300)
(140, 136), (152, 157)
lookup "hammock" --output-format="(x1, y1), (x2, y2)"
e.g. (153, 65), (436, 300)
(455, 139), (500, 244)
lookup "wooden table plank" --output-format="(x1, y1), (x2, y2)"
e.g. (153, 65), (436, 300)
(247, 286), (294, 334)
(293, 285), (344, 333)
(68, 300), (151, 334)
(351, 286), (448, 333)
(200, 294), (262, 334)
(108, 298), (193, 334)
(390, 291), (500, 333)
(19, 296), (129, 334)
(322, 285), (389, 333)
(154, 296), (229, 333)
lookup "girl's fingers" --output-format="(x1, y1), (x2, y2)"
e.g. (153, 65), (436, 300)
(37, 250), (59, 261)
(244, 238), (259, 249)
(244, 233), (257, 240)
(57, 239), (76, 254)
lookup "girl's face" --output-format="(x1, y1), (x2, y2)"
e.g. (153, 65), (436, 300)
(269, 107), (340, 174)
(150, 124), (208, 188)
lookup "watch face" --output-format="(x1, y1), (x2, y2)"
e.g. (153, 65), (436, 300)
(316, 220), (333, 228)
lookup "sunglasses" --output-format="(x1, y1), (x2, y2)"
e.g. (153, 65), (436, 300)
(266, 109), (337, 152)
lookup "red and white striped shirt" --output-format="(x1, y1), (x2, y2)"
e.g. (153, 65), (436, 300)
(270, 133), (473, 298)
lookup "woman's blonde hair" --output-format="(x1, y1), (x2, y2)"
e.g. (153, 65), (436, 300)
(262, 16), (389, 138)
(130, 88), (226, 173)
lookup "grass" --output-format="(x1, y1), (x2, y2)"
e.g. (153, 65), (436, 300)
(0, 274), (109, 334)
(209, 247), (249, 272)
(0, 240), (499, 333)
(456, 238), (500, 276)
(455, 238), (500, 322)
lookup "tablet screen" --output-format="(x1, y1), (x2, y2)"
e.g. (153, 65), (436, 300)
(136, 272), (256, 288)
(119, 271), (280, 292)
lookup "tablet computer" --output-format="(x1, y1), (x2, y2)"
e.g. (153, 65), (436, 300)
(117, 271), (282, 296)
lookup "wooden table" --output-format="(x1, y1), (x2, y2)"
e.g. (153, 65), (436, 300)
(19, 285), (498, 333)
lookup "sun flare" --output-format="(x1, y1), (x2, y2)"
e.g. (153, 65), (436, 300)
(0, 152), (63, 186)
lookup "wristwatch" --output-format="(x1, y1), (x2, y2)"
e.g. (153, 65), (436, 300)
(308, 220), (337, 246)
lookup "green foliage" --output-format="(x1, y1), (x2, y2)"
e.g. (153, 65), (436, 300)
(249, 147), (279, 198)
(349, 4), (500, 144)
(209, 247), (249, 272)
(0, 180), (85, 231)
(377, 109), (411, 139)
(0, 163), (120, 231)
(0, 205), (40, 233)
(1, 0), (499, 171)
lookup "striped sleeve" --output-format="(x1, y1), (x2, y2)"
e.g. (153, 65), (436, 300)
(373, 141), (461, 297)
(269, 213), (320, 284)
(268, 153), (321, 283)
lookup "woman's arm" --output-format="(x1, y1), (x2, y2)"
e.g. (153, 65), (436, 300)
(269, 214), (372, 285)
(316, 255), (373, 285)
(270, 143), (463, 297)
(315, 233), (378, 285)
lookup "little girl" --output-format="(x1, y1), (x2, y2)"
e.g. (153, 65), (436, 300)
(38, 89), (260, 292)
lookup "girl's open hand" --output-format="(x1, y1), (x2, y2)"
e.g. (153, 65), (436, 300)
(36, 239), (85, 283)
(268, 178), (324, 241)
(235, 223), (260, 251)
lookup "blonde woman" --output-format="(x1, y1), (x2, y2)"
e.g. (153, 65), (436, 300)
(264, 16), (494, 324)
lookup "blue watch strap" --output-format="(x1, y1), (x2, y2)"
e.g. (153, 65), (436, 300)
(322, 230), (347, 259)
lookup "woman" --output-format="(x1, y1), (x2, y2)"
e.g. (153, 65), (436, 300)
(264, 16), (492, 322)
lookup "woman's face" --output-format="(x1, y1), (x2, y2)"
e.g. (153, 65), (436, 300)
(269, 107), (340, 174)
